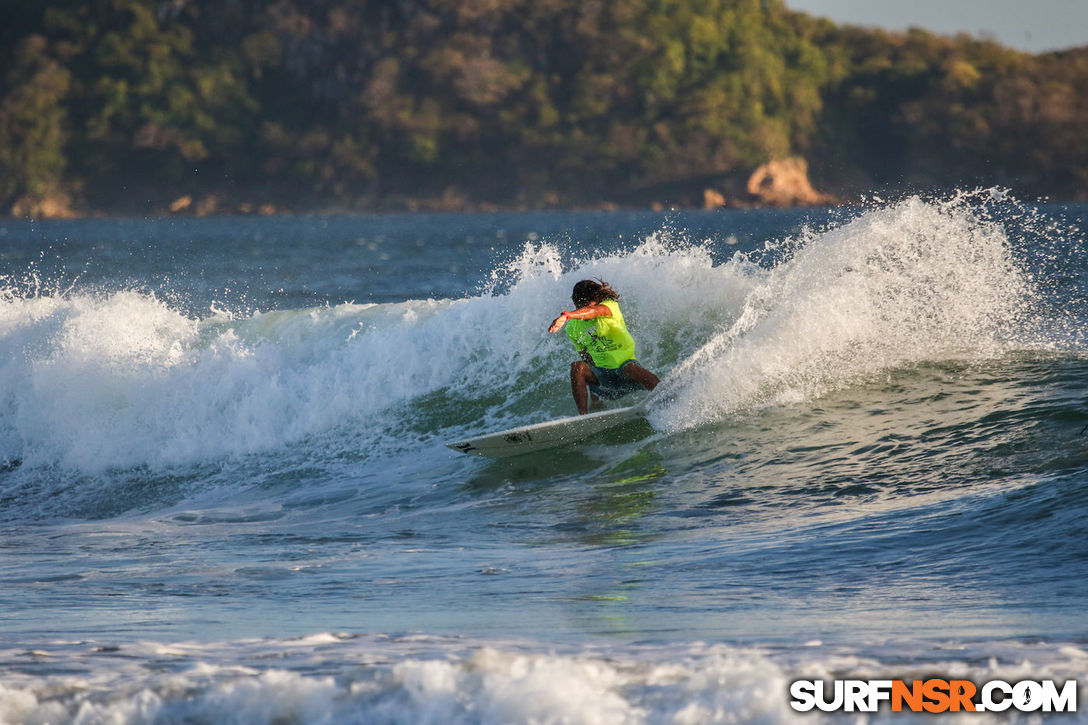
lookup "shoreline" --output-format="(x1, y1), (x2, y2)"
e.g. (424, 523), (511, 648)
(0, 199), (839, 221)
(6, 191), (1077, 222)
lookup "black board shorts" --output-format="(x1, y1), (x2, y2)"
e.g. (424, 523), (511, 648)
(587, 359), (643, 400)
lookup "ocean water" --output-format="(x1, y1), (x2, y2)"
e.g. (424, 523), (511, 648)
(1, 193), (1087, 723)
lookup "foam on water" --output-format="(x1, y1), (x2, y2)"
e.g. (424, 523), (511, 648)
(0, 195), (1048, 474)
(0, 636), (1085, 724)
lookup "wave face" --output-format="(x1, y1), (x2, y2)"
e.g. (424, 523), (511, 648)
(0, 196), (1050, 474)
(1, 196), (1087, 722)
(3, 224), (742, 474)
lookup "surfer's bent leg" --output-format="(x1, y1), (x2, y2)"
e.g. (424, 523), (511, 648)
(622, 361), (660, 391)
(570, 361), (600, 415)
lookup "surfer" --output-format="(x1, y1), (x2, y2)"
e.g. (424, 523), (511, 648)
(547, 279), (659, 414)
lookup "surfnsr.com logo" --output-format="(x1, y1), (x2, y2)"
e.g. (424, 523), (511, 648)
(790, 679), (1078, 714)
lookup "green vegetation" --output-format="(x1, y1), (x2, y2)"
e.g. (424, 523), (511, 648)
(1, 0), (1085, 216)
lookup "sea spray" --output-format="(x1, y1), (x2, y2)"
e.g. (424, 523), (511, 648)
(652, 195), (1034, 431)
(489, 234), (758, 380)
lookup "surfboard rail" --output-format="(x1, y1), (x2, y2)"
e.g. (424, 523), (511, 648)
(446, 403), (647, 458)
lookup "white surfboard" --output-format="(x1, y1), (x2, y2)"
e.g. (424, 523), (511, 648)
(447, 404), (648, 458)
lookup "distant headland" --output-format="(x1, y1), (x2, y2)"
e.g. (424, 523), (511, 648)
(2, 1), (1085, 218)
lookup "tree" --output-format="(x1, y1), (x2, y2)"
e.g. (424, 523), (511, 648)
(0, 35), (70, 208)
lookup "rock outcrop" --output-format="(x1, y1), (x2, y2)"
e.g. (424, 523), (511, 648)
(10, 192), (76, 219)
(747, 158), (836, 207)
(702, 188), (726, 209)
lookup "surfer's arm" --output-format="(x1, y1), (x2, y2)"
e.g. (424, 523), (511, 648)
(547, 304), (611, 333)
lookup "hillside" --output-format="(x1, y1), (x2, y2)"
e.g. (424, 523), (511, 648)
(1, 0), (1085, 216)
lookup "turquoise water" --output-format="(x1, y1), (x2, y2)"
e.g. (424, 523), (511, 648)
(1, 195), (1086, 722)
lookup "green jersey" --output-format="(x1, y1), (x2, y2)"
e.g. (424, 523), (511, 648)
(565, 299), (636, 369)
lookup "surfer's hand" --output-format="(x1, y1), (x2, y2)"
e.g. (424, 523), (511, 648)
(548, 312), (568, 333)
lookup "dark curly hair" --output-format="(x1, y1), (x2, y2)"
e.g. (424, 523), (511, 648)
(572, 279), (619, 308)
